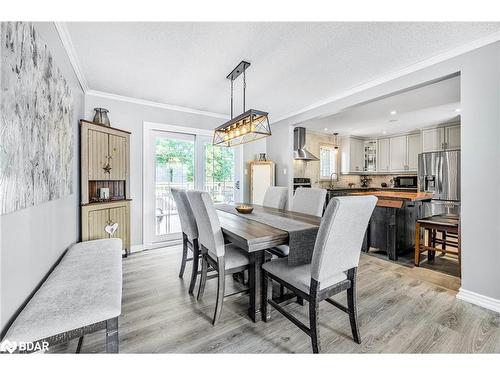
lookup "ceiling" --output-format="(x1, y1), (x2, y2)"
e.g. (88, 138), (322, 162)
(302, 75), (461, 137)
(66, 22), (500, 122)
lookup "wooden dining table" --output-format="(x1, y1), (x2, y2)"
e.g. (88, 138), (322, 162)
(215, 204), (321, 322)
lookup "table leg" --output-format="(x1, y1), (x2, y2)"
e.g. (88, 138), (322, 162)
(248, 250), (265, 323)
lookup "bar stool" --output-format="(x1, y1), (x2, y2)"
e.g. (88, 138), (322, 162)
(415, 214), (461, 275)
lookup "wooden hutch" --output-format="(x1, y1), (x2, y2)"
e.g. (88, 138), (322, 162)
(80, 120), (131, 255)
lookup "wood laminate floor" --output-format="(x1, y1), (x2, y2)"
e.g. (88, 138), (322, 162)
(51, 246), (500, 354)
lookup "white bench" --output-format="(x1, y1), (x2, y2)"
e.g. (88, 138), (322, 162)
(1, 239), (122, 353)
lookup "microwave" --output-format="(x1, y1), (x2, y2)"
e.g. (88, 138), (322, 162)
(393, 175), (417, 188)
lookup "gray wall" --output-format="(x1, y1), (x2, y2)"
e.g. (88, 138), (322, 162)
(0, 22), (85, 332)
(268, 42), (500, 303)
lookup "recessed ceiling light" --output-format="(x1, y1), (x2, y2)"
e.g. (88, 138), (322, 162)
(455, 108), (461, 113)
(390, 110), (397, 115)
(324, 128), (328, 131)
(382, 131), (387, 134)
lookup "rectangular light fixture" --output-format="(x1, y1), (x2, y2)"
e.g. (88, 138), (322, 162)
(213, 61), (271, 147)
(213, 109), (271, 147)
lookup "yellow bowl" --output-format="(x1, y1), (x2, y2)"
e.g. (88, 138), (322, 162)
(235, 205), (254, 214)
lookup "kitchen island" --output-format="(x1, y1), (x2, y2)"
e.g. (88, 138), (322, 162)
(328, 189), (433, 260)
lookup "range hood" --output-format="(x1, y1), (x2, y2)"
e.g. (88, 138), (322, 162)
(293, 127), (319, 161)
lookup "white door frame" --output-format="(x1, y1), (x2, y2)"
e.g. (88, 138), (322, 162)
(143, 121), (242, 248)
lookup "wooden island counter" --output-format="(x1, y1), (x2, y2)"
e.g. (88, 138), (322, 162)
(328, 189), (433, 260)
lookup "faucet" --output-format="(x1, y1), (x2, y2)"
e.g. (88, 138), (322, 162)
(329, 172), (338, 189)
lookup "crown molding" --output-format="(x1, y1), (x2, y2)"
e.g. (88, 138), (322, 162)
(54, 22), (89, 93)
(273, 31), (500, 124)
(86, 90), (229, 119)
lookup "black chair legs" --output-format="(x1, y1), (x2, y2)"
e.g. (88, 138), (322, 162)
(309, 280), (321, 354)
(197, 252), (208, 300)
(347, 268), (361, 344)
(179, 234), (189, 278)
(188, 239), (200, 295)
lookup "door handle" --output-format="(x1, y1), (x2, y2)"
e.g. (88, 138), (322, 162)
(235, 181), (240, 189)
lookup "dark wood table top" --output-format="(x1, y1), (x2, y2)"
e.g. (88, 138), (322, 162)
(216, 204), (321, 252)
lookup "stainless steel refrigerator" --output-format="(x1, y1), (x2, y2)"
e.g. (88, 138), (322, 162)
(418, 150), (460, 216)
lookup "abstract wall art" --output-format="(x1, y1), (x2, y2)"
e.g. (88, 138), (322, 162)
(0, 22), (74, 215)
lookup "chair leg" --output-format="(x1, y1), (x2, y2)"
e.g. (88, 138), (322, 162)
(309, 279), (321, 354)
(262, 273), (272, 322)
(179, 233), (188, 278)
(212, 258), (226, 325)
(347, 268), (361, 344)
(105, 317), (119, 354)
(188, 239), (200, 295)
(414, 222), (421, 266)
(197, 251), (208, 301)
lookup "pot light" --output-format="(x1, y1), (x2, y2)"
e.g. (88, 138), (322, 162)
(324, 128), (328, 131)
(455, 108), (461, 113)
(390, 110), (397, 115)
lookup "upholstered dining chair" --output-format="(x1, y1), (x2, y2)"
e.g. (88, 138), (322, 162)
(262, 186), (289, 210)
(186, 190), (250, 325)
(262, 195), (377, 353)
(270, 187), (327, 258)
(170, 188), (200, 295)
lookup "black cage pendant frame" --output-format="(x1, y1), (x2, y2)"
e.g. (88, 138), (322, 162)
(213, 61), (272, 147)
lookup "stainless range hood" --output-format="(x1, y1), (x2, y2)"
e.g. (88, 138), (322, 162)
(293, 127), (319, 161)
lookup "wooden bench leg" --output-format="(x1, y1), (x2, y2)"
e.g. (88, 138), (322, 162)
(106, 317), (119, 353)
(414, 222), (421, 266)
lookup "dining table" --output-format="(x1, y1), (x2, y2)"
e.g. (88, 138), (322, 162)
(215, 203), (322, 322)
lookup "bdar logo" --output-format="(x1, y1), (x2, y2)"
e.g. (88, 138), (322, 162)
(0, 339), (17, 353)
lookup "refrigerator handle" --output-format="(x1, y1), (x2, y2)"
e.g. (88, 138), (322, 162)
(438, 154), (443, 199)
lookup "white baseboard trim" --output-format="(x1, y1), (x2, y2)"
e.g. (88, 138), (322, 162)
(456, 288), (500, 314)
(130, 240), (182, 254)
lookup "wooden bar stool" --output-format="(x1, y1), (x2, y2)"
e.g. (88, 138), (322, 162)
(415, 214), (461, 275)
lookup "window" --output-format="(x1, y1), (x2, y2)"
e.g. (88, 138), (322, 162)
(319, 144), (338, 180)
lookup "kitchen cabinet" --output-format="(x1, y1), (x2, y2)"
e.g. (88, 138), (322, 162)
(422, 128), (445, 152)
(389, 135), (407, 172)
(445, 125), (461, 150)
(422, 124), (460, 152)
(340, 137), (364, 173)
(363, 140), (377, 172)
(407, 133), (421, 171)
(377, 138), (390, 172)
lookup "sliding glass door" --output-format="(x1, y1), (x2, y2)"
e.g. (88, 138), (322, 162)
(145, 128), (241, 245)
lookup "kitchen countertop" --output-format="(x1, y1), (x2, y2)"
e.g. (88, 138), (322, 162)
(328, 187), (417, 192)
(344, 190), (433, 202)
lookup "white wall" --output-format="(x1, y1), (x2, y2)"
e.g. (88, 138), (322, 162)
(0, 22), (85, 332)
(269, 41), (500, 306)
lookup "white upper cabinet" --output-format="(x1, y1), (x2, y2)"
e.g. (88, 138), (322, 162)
(389, 135), (407, 172)
(445, 125), (461, 150)
(407, 133), (421, 171)
(377, 138), (390, 172)
(422, 127), (445, 152)
(340, 137), (364, 173)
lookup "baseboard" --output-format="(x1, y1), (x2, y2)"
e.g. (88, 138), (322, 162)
(130, 240), (182, 254)
(456, 288), (500, 313)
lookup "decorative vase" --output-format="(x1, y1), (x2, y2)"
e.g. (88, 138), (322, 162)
(93, 108), (110, 126)
(259, 153), (267, 161)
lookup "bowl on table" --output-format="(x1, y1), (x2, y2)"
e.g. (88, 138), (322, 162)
(235, 205), (254, 214)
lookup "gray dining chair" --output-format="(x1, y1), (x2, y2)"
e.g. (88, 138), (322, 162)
(262, 195), (377, 353)
(270, 187), (327, 258)
(186, 190), (250, 325)
(291, 187), (327, 216)
(262, 186), (289, 210)
(170, 188), (200, 295)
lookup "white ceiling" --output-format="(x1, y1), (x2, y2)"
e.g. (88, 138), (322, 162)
(303, 75), (461, 137)
(66, 22), (500, 121)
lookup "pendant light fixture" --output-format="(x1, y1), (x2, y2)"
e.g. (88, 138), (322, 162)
(332, 132), (340, 153)
(213, 61), (272, 147)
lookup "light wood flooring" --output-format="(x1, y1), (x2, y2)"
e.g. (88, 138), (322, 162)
(51, 246), (500, 353)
